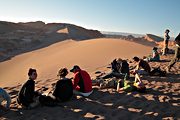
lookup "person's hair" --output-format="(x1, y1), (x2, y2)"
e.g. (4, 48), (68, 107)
(28, 68), (36, 76)
(153, 47), (158, 50)
(133, 56), (140, 62)
(165, 29), (170, 33)
(57, 68), (68, 77)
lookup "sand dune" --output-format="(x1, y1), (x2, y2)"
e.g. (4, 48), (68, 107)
(0, 38), (151, 87)
(0, 38), (179, 120)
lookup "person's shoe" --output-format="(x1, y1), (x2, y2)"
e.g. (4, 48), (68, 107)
(166, 67), (170, 73)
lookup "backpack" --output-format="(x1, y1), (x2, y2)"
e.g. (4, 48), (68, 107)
(149, 67), (166, 77)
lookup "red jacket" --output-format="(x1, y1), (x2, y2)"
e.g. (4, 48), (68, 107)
(73, 69), (92, 93)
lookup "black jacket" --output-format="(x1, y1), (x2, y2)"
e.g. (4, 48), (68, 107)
(18, 79), (37, 107)
(53, 78), (73, 102)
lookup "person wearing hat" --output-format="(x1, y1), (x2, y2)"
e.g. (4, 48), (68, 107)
(132, 56), (151, 75)
(166, 33), (180, 72)
(70, 65), (93, 97)
(162, 29), (170, 55)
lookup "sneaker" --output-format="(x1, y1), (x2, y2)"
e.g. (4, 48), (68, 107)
(166, 67), (170, 73)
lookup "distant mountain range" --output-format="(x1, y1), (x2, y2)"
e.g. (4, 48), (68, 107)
(101, 31), (144, 38)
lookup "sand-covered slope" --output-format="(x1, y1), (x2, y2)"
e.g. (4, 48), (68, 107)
(0, 38), (151, 87)
(1, 48), (179, 120)
(0, 21), (103, 62)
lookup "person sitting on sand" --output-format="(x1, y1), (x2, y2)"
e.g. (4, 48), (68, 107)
(144, 47), (160, 62)
(102, 58), (130, 79)
(0, 87), (11, 111)
(117, 73), (146, 93)
(17, 68), (41, 109)
(38, 68), (73, 106)
(70, 65), (93, 97)
(132, 56), (151, 75)
(52, 67), (73, 102)
(149, 47), (160, 61)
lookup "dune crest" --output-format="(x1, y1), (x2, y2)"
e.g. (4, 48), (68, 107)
(0, 21), (104, 62)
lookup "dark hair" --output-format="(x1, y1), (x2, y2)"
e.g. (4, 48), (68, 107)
(57, 68), (68, 77)
(133, 56), (140, 62)
(28, 68), (36, 76)
(70, 65), (80, 72)
(153, 47), (158, 50)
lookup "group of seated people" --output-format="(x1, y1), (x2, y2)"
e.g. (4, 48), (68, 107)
(0, 51), (166, 110)
(0, 65), (93, 110)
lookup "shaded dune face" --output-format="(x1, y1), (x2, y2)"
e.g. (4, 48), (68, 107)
(0, 38), (151, 87)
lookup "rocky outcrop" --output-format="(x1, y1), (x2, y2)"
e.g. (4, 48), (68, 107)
(143, 34), (163, 43)
(0, 21), (104, 62)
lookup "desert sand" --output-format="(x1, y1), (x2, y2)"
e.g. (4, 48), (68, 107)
(0, 38), (179, 120)
(0, 38), (152, 87)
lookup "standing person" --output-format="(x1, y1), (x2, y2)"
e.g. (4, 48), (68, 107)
(162, 29), (170, 55)
(17, 68), (41, 109)
(70, 65), (93, 97)
(0, 88), (11, 111)
(52, 68), (73, 102)
(166, 33), (180, 72)
(132, 56), (151, 75)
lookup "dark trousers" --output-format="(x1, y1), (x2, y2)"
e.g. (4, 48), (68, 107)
(168, 46), (180, 69)
(102, 71), (128, 79)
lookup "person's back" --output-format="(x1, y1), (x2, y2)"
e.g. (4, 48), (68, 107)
(139, 59), (151, 73)
(121, 60), (130, 77)
(78, 70), (92, 93)
(53, 78), (73, 102)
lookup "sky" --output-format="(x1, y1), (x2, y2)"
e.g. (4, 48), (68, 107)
(0, 0), (180, 36)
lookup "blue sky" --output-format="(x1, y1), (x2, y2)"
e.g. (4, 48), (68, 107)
(0, 0), (179, 36)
